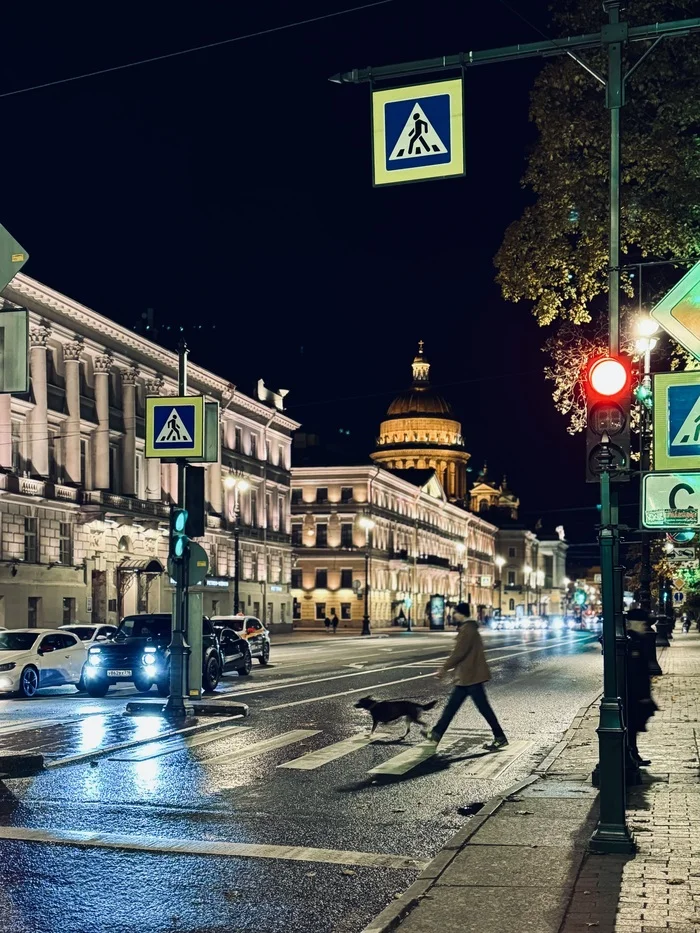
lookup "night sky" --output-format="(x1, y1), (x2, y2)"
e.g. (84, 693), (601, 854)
(0, 1), (613, 560)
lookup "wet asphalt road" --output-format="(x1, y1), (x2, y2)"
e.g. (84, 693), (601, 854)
(0, 628), (602, 933)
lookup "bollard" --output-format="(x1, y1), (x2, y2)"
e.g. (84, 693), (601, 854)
(643, 627), (663, 676)
(655, 616), (671, 648)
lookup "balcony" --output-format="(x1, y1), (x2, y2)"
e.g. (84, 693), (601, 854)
(80, 489), (169, 521)
(416, 555), (451, 569)
(0, 474), (80, 504)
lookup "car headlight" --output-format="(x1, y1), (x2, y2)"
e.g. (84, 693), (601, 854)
(87, 652), (102, 666)
(143, 654), (156, 666)
(0, 662), (16, 672)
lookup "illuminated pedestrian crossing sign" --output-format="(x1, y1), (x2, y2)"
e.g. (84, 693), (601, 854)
(145, 395), (204, 459)
(654, 372), (700, 470)
(372, 78), (464, 187)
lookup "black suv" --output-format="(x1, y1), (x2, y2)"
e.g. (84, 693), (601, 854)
(83, 613), (241, 698)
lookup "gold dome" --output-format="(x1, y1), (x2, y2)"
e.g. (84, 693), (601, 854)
(385, 340), (453, 418)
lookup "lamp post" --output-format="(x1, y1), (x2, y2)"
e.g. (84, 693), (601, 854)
(224, 473), (250, 615)
(635, 316), (659, 615)
(456, 543), (466, 605)
(359, 516), (375, 636)
(495, 556), (505, 618)
(524, 564), (532, 616)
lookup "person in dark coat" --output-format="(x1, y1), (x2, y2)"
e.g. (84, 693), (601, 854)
(324, 615), (331, 633)
(626, 609), (658, 765)
(331, 609), (339, 634)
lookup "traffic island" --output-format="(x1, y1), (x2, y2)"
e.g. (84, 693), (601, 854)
(0, 752), (45, 778)
(124, 700), (249, 718)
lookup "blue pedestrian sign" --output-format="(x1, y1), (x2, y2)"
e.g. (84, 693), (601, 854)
(145, 395), (204, 459)
(654, 372), (700, 471)
(372, 79), (464, 187)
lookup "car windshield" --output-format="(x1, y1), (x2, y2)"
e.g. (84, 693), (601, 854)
(63, 626), (96, 641)
(228, 619), (245, 632)
(116, 617), (171, 640)
(0, 632), (39, 651)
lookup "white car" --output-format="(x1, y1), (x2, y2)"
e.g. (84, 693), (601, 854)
(60, 623), (117, 645)
(0, 629), (86, 698)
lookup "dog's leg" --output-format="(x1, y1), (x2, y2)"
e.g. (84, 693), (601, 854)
(400, 717), (411, 739)
(370, 719), (377, 735)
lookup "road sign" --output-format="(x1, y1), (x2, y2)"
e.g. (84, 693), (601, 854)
(673, 577), (686, 591)
(371, 78), (464, 187)
(667, 547), (696, 562)
(168, 541), (209, 587)
(0, 309), (28, 393)
(642, 471), (700, 529)
(0, 223), (28, 293)
(674, 591), (686, 605)
(145, 395), (204, 459)
(653, 372), (700, 470)
(651, 259), (700, 360)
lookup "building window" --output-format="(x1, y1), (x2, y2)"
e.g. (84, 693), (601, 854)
(315, 568), (328, 589)
(341, 603), (352, 620)
(478, 498), (488, 513)
(211, 599), (220, 616)
(266, 493), (272, 528)
(250, 435), (257, 459)
(293, 598), (301, 620)
(48, 430), (58, 481)
(340, 486), (353, 503)
(315, 602), (326, 621)
(27, 596), (40, 628)
(250, 489), (258, 526)
(340, 568), (353, 589)
(11, 421), (22, 474)
(316, 524), (328, 547)
(316, 487), (328, 504)
(80, 437), (88, 487)
(250, 553), (258, 582)
(278, 497), (285, 532)
(291, 568), (302, 589)
(59, 522), (73, 565)
(507, 570), (516, 586)
(291, 488), (302, 505)
(508, 547), (516, 558)
(340, 523), (353, 547)
(292, 524), (302, 546)
(509, 598), (515, 612)
(24, 517), (38, 563)
(235, 427), (242, 451)
(62, 597), (76, 625)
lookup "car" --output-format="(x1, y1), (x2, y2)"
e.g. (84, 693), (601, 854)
(83, 613), (229, 698)
(216, 627), (253, 678)
(60, 623), (118, 644)
(211, 614), (271, 665)
(0, 628), (86, 698)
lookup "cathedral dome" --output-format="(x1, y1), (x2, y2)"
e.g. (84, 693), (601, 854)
(385, 342), (453, 418)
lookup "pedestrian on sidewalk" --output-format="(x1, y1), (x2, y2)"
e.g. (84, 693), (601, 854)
(331, 609), (339, 634)
(324, 615), (331, 633)
(626, 609), (659, 766)
(423, 603), (508, 750)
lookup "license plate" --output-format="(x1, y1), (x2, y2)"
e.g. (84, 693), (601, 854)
(107, 669), (132, 677)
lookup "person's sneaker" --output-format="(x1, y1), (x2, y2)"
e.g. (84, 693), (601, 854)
(483, 736), (509, 751)
(421, 728), (440, 744)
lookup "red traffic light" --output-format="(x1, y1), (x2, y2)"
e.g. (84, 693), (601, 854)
(588, 356), (629, 397)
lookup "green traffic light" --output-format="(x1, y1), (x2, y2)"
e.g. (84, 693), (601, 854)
(174, 536), (186, 558)
(174, 509), (187, 533)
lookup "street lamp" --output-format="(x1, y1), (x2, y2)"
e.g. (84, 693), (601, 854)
(359, 516), (375, 636)
(495, 556), (505, 617)
(523, 564), (532, 615)
(456, 543), (466, 604)
(224, 473), (250, 614)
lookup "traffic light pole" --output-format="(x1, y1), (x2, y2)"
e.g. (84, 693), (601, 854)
(165, 340), (193, 718)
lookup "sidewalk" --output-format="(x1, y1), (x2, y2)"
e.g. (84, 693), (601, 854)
(271, 627), (416, 645)
(362, 633), (700, 933)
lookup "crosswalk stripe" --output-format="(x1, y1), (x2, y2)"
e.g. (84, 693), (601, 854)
(368, 732), (467, 776)
(205, 729), (321, 765)
(0, 826), (428, 870)
(459, 740), (532, 779)
(0, 719), (64, 738)
(111, 725), (252, 761)
(278, 732), (381, 770)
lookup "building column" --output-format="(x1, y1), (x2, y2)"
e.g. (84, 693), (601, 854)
(63, 339), (83, 484)
(29, 324), (51, 477)
(208, 460), (222, 515)
(145, 376), (164, 500)
(121, 365), (139, 495)
(93, 353), (113, 490)
(0, 394), (11, 470)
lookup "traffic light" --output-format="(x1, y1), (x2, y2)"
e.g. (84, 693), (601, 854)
(170, 507), (189, 561)
(585, 355), (631, 483)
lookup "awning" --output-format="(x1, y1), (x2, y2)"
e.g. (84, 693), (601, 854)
(117, 558), (164, 574)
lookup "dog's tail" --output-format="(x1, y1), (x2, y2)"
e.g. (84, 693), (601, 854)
(420, 700), (437, 711)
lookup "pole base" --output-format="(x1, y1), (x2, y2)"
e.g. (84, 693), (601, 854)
(163, 698), (195, 718)
(361, 616), (371, 636)
(589, 822), (636, 854)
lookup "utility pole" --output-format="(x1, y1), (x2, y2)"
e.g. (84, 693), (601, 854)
(165, 340), (193, 718)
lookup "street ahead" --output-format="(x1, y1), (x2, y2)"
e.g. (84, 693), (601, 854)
(0, 628), (602, 933)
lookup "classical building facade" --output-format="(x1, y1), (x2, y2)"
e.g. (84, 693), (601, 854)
(0, 274), (298, 630)
(291, 465), (497, 629)
(371, 343), (470, 501)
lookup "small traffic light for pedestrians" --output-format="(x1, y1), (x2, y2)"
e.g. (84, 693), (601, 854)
(585, 355), (631, 483)
(170, 507), (189, 561)
(634, 382), (653, 410)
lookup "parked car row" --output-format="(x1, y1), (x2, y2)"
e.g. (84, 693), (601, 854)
(0, 614), (271, 699)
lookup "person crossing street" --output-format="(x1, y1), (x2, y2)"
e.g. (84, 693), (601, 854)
(423, 603), (507, 750)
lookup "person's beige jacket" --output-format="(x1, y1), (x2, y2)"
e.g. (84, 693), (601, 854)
(440, 620), (491, 686)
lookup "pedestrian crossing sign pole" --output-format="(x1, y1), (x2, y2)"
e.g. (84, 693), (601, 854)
(653, 372), (700, 471)
(145, 395), (205, 459)
(371, 78), (465, 187)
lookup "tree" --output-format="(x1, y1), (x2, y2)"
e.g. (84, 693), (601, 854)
(495, 0), (700, 427)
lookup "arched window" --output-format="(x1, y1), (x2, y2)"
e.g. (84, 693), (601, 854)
(509, 598), (515, 612)
(479, 498), (489, 513)
(118, 535), (132, 553)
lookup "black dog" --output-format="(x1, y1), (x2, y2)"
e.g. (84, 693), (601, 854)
(355, 696), (437, 739)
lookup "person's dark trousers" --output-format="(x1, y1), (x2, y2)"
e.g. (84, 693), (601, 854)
(433, 683), (505, 739)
